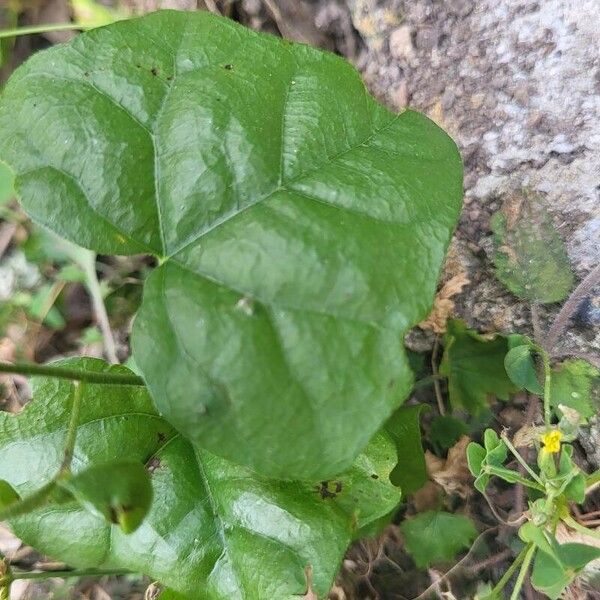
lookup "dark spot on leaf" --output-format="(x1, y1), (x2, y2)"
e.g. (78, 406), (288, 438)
(223, 64), (233, 70)
(371, 474), (379, 479)
(157, 432), (166, 443)
(151, 67), (159, 76)
(166, 75), (173, 81)
(135, 63), (142, 68)
(84, 71), (90, 77)
(388, 379), (395, 389)
(316, 480), (339, 500)
(108, 506), (118, 524)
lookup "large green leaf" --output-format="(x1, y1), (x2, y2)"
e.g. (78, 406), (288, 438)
(0, 359), (402, 599)
(0, 11), (462, 479)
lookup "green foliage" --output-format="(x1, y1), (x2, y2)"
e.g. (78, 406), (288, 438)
(0, 10), (463, 480)
(550, 359), (599, 422)
(0, 161), (14, 206)
(58, 461), (153, 534)
(0, 358), (402, 599)
(429, 415), (469, 450)
(385, 405), (428, 494)
(0, 480), (19, 509)
(490, 193), (573, 303)
(504, 335), (543, 395)
(400, 510), (477, 569)
(466, 429), (509, 494)
(440, 320), (517, 413)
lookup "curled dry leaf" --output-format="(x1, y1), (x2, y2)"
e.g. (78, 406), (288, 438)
(419, 273), (470, 334)
(425, 435), (473, 498)
(513, 424), (545, 448)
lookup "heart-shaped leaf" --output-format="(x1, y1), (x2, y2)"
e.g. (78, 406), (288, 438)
(0, 11), (462, 479)
(0, 359), (402, 599)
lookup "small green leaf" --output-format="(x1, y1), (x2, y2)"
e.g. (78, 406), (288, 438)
(429, 415), (469, 450)
(466, 442), (486, 478)
(550, 359), (599, 422)
(59, 460), (153, 534)
(491, 193), (573, 304)
(564, 473), (586, 504)
(504, 343), (543, 395)
(0, 480), (19, 509)
(400, 510), (477, 569)
(385, 405), (428, 494)
(531, 542), (600, 599)
(440, 320), (518, 413)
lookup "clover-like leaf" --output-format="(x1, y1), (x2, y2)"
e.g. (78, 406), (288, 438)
(0, 11), (462, 479)
(400, 510), (477, 569)
(0, 359), (402, 599)
(440, 320), (518, 414)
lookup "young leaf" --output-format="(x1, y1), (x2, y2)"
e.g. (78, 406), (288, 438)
(58, 460), (153, 534)
(504, 338), (543, 395)
(550, 359), (599, 422)
(400, 510), (477, 569)
(440, 320), (518, 413)
(0, 11), (463, 480)
(0, 359), (402, 599)
(385, 405), (428, 494)
(491, 192), (573, 304)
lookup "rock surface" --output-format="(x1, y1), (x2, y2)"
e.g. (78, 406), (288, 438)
(346, 0), (599, 355)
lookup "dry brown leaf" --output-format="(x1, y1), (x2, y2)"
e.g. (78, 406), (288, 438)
(412, 480), (443, 513)
(303, 565), (319, 600)
(425, 435), (473, 498)
(419, 272), (470, 334)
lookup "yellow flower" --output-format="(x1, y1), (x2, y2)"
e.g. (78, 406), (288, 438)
(542, 430), (562, 454)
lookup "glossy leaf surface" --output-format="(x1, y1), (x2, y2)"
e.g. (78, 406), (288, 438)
(0, 11), (463, 478)
(0, 359), (402, 599)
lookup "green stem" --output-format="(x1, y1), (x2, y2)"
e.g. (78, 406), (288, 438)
(0, 479), (57, 521)
(563, 516), (600, 541)
(11, 567), (130, 581)
(586, 469), (600, 489)
(60, 382), (84, 473)
(541, 349), (552, 427)
(412, 373), (445, 390)
(490, 543), (530, 596)
(509, 543), (536, 600)
(0, 23), (92, 40)
(0, 361), (144, 386)
(501, 433), (545, 487)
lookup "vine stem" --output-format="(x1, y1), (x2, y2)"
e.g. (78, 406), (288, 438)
(509, 543), (536, 600)
(489, 543), (530, 597)
(545, 263), (600, 352)
(60, 382), (84, 473)
(501, 432), (545, 487)
(11, 567), (130, 581)
(541, 350), (552, 427)
(0, 361), (144, 386)
(0, 23), (92, 40)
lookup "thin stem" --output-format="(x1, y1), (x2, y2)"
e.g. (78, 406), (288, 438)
(541, 350), (552, 427)
(501, 432), (545, 486)
(531, 302), (544, 347)
(509, 543), (535, 600)
(0, 479), (57, 521)
(546, 263), (600, 351)
(60, 382), (84, 473)
(0, 361), (144, 386)
(490, 543), (530, 596)
(431, 336), (446, 415)
(11, 567), (130, 581)
(81, 252), (118, 364)
(563, 516), (600, 541)
(0, 23), (91, 40)
(412, 373), (445, 390)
